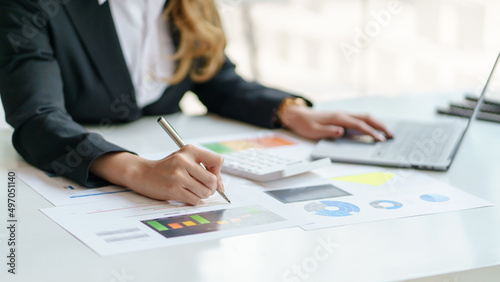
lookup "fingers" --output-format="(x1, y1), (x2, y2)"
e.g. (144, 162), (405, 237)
(177, 188), (203, 206)
(126, 145), (225, 205)
(167, 145), (224, 203)
(308, 124), (345, 140)
(216, 174), (225, 193)
(183, 158), (218, 194)
(184, 144), (224, 174)
(158, 167), (214, 206)
(182, 174), (216, 199)
(351, 114), (393, 138)
(180, 144), (225, 193)
(331, 114), (386, 142)
(283, 107), (391, 142)
(334, 115), (383, 141)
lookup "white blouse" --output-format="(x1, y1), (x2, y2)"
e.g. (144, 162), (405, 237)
(98, 0), (175, 108)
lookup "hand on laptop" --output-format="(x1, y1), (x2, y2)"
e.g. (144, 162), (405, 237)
(279, 104), (393, 142)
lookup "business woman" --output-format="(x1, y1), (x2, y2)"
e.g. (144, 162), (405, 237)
(0, 0), (391, 205)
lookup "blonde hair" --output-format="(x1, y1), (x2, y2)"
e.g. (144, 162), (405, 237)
(165, 0), (226, 84)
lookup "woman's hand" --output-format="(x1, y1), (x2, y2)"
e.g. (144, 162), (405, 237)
(90, 145), (224, 205)
(280, 104), (393, 141)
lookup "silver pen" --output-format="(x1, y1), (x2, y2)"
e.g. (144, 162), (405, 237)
(157, 117), (231, 203)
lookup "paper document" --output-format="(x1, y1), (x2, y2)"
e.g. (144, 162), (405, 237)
(17, 166), (141, 206)
(245, 164), (493, 230)
(17, 150), (250, 207)
(41, 187), (309, 256)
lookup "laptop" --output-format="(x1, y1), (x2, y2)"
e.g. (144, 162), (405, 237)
(311, 51), (500, 170)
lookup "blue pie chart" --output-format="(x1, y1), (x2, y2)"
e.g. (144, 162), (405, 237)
(420, 194), (449, 203)
(304, 201), (360, 217)
(370, 200), (403, 210)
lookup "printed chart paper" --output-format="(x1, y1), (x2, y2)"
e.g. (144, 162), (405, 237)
(41, 188), (309, 256)
(16, 166), (140, 206)
(17, 157), (249, 207)
(248, 164), (493, 230)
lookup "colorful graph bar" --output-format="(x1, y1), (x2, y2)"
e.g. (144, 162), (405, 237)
(203, 143), (233, 154)
(190, 215), (210, 224)
(147, 221), (168, 231)
(168, 223), (183, 229)
(246, 206), (262, 214)
(142, 205), (285, 239)
(330, 172), (395, 186)
(183, 221), (196, 226)
(202, 135), (296, 154)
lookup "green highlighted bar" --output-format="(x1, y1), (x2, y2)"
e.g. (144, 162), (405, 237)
(245, 206), (262, 214)
(190, 214), (210, 224)
(202, 142), (233, 154)
(147, 221), (169, 231)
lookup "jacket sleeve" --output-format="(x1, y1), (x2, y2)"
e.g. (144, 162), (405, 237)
(192, 57), (312, 129)
(0, 1), (128, 187)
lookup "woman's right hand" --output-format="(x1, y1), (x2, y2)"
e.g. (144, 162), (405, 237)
(90, 145), (225, 205)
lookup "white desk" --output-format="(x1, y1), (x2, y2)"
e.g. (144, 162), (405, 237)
(1, 94), (499, 282)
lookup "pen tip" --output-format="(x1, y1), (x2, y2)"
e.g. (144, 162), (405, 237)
(157, 117), (163, 123)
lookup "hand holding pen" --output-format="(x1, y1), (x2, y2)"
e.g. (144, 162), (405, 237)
(158, 117), (231, 203)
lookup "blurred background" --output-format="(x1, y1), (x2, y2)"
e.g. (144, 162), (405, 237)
(1, 0), (500, 125)
(179, 0), (500, 114)
(224, 0), (500, 96)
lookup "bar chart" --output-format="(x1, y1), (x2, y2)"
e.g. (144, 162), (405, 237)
(201, 134), (296, 154)
(142, 205), (285, 238)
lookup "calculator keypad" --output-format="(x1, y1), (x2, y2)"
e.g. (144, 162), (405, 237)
(220, 148), (329, 181)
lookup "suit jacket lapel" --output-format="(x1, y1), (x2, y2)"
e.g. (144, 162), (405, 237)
(63, 1), (135, 104)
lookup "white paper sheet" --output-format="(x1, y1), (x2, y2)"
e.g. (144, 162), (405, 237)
(17, 154), (250, 207)
(41, 187), (309, 256)
(16, 166), (142, 206)
(245, 164), (493, 230)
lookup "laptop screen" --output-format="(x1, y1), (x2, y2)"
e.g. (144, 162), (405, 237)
(465, 51), (500, 129)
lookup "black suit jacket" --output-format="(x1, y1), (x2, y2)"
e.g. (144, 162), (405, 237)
(0, 0), (306, 186)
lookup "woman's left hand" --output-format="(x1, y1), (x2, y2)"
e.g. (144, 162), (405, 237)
(279, 104), (393, 142)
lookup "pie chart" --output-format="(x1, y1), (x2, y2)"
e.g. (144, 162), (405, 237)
(304, 201), (360, 217)
(420, 194), (450, 203)
(369, 200), (403, 210)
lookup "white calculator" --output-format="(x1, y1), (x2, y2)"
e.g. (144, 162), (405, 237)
(221, 148), (331, 182)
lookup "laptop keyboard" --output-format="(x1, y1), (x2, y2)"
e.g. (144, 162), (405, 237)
(371, 122), (456, 163)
